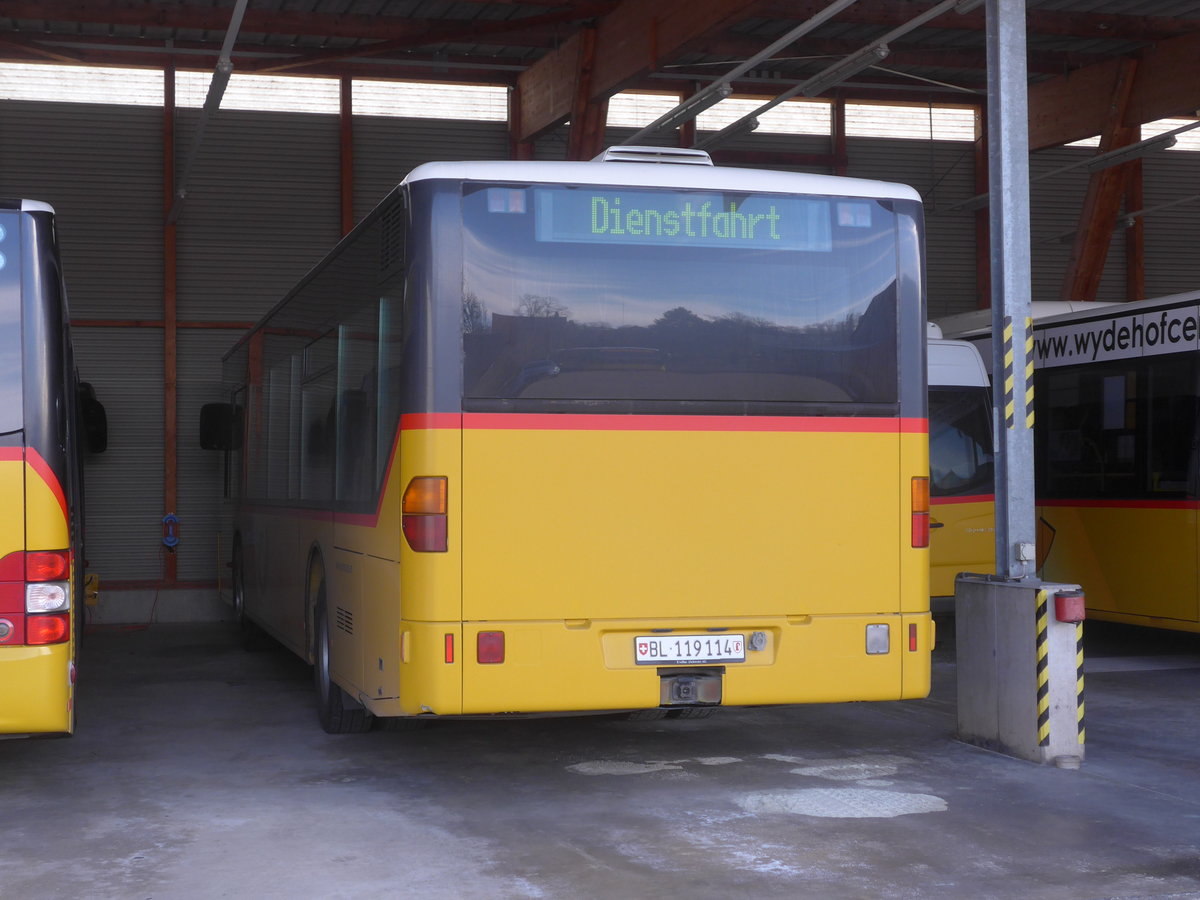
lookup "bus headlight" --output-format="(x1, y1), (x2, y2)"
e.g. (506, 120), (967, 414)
(26, 582), (70, 613)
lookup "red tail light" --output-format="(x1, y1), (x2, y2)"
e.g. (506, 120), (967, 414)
(27, 550), (70, 582)
(402, 477), (448, 552)
(402, 515), (448, 553)
(911, 477), (930, 548)
(27, 612), (70, 645)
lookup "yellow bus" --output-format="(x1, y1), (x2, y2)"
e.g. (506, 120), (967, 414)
(0, 200), (106, 738)
(927, 326), (994, 609)
(1027, 290), (1200, 632)
(202, 147), (933, 732)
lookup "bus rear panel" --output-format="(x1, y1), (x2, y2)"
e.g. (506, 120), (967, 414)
(0, 204), (79, 737)
(223, 156), (932, 725)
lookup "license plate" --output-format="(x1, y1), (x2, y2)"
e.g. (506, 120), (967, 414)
(634, 633), (746, 665)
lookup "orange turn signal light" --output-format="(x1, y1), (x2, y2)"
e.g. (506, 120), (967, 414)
(911, 477), (930, 548)
(403, 476), (447, 515)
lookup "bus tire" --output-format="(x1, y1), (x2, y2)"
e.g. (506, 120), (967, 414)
(231, 538), (269, 651)
(231, 538), (246, 626)
(313, 599), (373, 734)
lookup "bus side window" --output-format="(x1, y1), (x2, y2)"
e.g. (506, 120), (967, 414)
(336, 302), (380, 507)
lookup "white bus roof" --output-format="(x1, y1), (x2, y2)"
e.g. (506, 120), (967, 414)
(1031, 288), (1200, 329)
(935, 301), (1117, 339)
(928, 338), (989, 388)
(403, 153), (922, 203)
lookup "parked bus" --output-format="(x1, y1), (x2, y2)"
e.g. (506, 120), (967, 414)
(942, 291), (1200, 632)
(927, 325), (994, 609)
(202, 147), (933, 732)
(0, 200), (106, 738)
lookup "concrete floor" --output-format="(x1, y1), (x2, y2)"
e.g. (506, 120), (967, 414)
(2, 619), (1200, 899)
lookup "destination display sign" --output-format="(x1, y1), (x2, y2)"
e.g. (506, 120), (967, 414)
(532, 188), (848, 252)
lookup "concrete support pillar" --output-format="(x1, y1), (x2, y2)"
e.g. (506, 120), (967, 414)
(956, 576), (1085, 766)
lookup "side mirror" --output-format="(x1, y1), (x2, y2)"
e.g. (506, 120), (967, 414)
(200, 402), (243, 451)
(77, 382), (108, 454)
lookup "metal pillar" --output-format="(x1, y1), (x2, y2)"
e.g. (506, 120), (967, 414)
(162, 56), (178, 586)
(985, 0), (1036, 580)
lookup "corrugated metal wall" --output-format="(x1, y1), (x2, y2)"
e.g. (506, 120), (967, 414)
(1143, 150), (1200, 298)
(354, 116), (509, 222)
(0, 100), (163, 318)
(1029, 147), (1128, 305)
(849, 137), (980, 317)
(0, 94), (1197, 600)
(175, 107), (342, 323)
(0, 100), (166, 581)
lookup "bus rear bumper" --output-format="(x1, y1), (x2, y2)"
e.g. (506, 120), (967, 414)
(393, 613), (932, 717)
(0, 644), (74, 735)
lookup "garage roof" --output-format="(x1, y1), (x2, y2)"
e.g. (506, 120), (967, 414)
(0, 2), (1197, 149)
(0, 3), (1192, 92)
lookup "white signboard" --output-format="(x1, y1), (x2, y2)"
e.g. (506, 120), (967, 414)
(1033, 304), (1200, 369)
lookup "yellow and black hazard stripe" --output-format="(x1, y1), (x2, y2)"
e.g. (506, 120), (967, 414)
(1024, 316), (1035, 429)
(1003, 317), (1015, 429)
(1075, 621), (1086, 746)
(1036, 589), (1050, 747)
(1002, 315), (1036, 430)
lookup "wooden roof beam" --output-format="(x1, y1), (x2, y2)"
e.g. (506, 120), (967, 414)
(685, 34), (1108, 77)
(249, 3), (614, 75)
(515, 0), (769, 141)
(5, 1), (601, 45)
(1029, 31), (1200, 151)
(759, 1), (1200, 41)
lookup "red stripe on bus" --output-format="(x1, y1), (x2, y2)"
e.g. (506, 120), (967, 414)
(931, 494), (995, 506)
(25, 448), (69, 525)
(0, 550), (23, 582)
(401, 413), (925, 434)
(4, 448), (70, 526)
(243, 426), (404, 530)
(1038, 498), (1200, 510)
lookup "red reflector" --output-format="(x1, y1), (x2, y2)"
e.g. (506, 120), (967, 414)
(909, 623), (918, 652)
(444, 633), (455, 664)
(27, 550), (70, 582)
(27, 613), (70, 645)
(1055, 590), (1086, 624)
(912, 512), (930, 548)
(477, 631), (505, 664)
(403, 514), (448, 552)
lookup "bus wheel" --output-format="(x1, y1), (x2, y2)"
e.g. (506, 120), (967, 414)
(232, 539), (269, 651)
(313, 599), (373, 734)
(231, 539), (246, 626)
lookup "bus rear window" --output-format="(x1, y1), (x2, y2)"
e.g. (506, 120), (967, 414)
(0, 214), (22, 434)
(461, 183), (902, 413)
